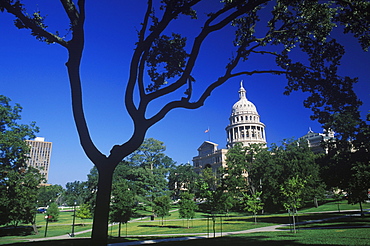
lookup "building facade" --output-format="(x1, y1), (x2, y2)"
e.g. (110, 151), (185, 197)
(299, 128), (334, 154)
(25, 137), (52, 182)
(192, 141), (228, 174)
(193, 82), (267, 173)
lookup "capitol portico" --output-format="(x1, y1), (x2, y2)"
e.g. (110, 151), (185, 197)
(193, 82), (267, 174)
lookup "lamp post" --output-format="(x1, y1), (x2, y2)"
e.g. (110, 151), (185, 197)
(44, 215), (52, 237)
(71, 201), (77, 237)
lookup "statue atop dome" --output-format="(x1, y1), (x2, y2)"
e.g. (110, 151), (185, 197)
(239, 80), (246, 100)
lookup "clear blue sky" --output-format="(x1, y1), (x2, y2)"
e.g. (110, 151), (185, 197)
(1, 1), (369, 186)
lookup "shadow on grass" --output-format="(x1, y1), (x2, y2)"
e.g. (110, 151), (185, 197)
(153, 235), (340, 246)
(0, 226), (35, 237)
(297, 224), (370, 230)
(138, 224), (183, 229)
(2, 236), (340, 246)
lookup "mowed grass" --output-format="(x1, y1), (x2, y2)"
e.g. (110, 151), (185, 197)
(0, 211), (93, 245)
(83, 216), (277, 238)
(153, 228), (370, 246)
(0, 200), (369, 245)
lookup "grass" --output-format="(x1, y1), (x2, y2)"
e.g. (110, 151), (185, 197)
(153, 228), (370, 246)
(0, 199), (369, 245)
(91, 216), (277, 238)
(299, 199), (368, 213)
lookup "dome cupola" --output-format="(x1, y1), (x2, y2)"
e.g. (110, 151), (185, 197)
(232, 82), (258, 115)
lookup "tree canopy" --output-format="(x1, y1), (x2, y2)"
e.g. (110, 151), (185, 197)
(0, 95), (38, 170)
(247, 139), (325, 211)
(0, 95), (41, 227)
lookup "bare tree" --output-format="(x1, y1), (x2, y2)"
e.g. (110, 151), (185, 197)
(1, 0), (368, 244)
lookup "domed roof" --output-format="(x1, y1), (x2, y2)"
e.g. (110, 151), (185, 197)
(232, 82), (258, 115)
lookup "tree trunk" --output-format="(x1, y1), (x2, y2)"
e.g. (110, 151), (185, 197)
(359, 201), (364, 217)
(254, 213), (257, 224)
(118, 221), (121, 238)
(32, 223), (39, 235)
(292, 213), (296, 233)
(91, 166), (114, 246)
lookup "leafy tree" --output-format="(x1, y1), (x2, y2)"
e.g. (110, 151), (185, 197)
(320, 114), (370, 213)
(1, 1), (368, 244)
(280, 175), (306, 233)
(222, 143), (248, 198)
(168, 163), (198, 199)
(243, 191), (264, 224)
(76, 203), (92, 226)
(109, 179), (135, 237)
(0, 95), (39, 170)
(84, 166), (99, 212)
(178, 192), (198, 228)
(153, 195), (172, 226)
(347, 162), (370, 216)
(199, 167), (220, 193)
(209, 189), (234, 214)
(46, 202), (59, 222)
(0, 95), (41, 227)
(0, 167), (42, 227)
(63, 181), (89, 206)
(118, 138), (175, 208)
(248, 139), (325, 211)
(37, 184), (64, 207)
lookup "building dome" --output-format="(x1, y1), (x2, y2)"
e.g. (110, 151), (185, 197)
(232, 98), (258, 115)
(226, 81), (266, 148)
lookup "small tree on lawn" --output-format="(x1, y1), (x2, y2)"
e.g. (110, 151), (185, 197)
(109, 179), (135, 237)
(46, 203), (59, 222)
(76, 203), (92, 226)
(280, 175), (306, 233)
(179, 192), (197, 228)
(243, 191), (264, 224)
(153, 195), (171, 226)
(348, 162), (370, 217)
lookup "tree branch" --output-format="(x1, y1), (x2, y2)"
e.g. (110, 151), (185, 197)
(60, 0), (80, 27)
(65, 0), (107, 165)
(0, 0), (68, 47)
(145, 1), (264, 103)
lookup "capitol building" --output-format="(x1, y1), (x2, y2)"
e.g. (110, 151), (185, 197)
(193, 82), (267, 174)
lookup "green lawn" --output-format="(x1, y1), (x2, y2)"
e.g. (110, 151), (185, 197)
(0, 200), (369, 245)
(154, 228), (370, 246)
(299, 199), (369, 213)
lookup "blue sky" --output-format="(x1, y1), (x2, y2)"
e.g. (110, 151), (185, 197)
(1, 1), (369, 186)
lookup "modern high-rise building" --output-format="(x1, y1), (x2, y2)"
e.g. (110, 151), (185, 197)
(193, 82), (266, 174)
(25, 137), (52, 182)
